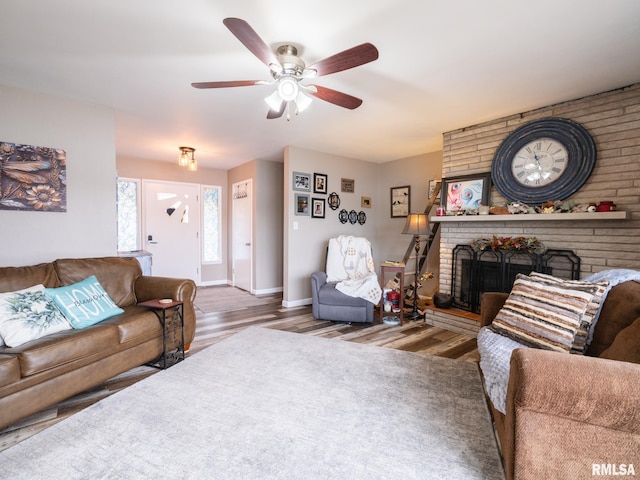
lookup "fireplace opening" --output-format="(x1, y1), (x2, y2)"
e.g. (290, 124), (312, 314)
(451, 245), (580, 313)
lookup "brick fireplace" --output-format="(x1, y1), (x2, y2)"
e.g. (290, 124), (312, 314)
(428, 84), (640, 334)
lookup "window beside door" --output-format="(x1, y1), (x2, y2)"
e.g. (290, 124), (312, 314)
(202, 185), (221, 263)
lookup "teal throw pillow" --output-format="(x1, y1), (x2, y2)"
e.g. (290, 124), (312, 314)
(45, 275), (124, 329)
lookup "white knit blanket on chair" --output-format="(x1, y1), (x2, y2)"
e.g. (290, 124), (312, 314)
(328, 236), (382, 304)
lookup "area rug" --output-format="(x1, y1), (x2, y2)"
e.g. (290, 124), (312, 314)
(0, 327), (504, 479)
(194, 286), (281, 313)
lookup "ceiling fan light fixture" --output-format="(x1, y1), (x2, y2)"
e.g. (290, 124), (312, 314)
(295, 91), (312, 113)
(264, 90), (284, 111)
(277, 77), (299, 101)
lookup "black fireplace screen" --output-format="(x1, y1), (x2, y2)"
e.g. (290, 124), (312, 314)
(451, 245), (580, 313)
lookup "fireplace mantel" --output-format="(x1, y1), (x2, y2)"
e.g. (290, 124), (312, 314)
(430, 211), (628, 223)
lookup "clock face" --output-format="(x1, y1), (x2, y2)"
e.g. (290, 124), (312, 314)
(491, 118), (596, 205)
(511, 137), (568, 187)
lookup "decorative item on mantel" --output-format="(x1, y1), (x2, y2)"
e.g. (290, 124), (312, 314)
(471, 235), (547, 254)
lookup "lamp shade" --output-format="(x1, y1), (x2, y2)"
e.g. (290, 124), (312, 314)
(402, 213), (430, 236)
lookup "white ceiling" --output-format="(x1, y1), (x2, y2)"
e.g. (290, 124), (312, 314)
(2, 0), (640, 170)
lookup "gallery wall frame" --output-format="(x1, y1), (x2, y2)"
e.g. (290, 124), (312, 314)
(311, 197), (325, 218)
(294, 193), (310, 215)
(293, 171), (311, 192)
(341, 178), (354, 193)
(313, 173), (327, 194)
(390, 185), (411, 218)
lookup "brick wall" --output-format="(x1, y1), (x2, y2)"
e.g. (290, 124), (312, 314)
(439, 83), (640, 295)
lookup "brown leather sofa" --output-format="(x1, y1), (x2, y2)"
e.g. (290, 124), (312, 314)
(0, 256), (196, 431)
(480, 280), (640, 480)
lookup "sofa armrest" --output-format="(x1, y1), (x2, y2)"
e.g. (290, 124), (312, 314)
(504, 348), (640, 480)
(135, 276), (197, 344)
(480, 292), (509, 327)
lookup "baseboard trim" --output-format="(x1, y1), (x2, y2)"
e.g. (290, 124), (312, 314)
(282, 297), (312, 308)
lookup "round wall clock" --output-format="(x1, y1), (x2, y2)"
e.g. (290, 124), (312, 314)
(491, 117), (596, 205)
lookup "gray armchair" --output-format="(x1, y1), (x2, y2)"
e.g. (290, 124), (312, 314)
(311, 271), (374, 323)
(310, 236), (379, 324)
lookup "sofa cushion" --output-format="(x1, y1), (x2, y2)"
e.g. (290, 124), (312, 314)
(0, 285), (72, 348)
(0, 354), (20, 388)
(490, 274), (597, 352)
(0, 263), (60, 292)
(54, 257), (141, 307)
(100, 306), (162, 344)
(45, 276), (124, 328)
(4, 324), (120, 377)
(599, 316), (640, 364)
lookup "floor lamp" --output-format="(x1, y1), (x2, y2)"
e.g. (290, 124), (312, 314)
(402, 213), (430, 320)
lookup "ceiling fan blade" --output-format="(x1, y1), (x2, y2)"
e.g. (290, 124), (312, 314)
(223, 18), (279, 68)
(307, 85), (363, 110)
(307, 43), (379, 77)
(267, 101), (286, 119)
(191, 80), (263, 89)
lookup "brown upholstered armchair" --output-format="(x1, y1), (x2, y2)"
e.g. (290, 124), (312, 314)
(479, 280), (640, 480)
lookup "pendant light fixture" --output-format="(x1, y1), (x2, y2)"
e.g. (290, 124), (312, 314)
(178, 146), (197, 171)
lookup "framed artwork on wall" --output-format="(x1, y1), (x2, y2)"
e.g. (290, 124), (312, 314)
(311, 198), (325, 218)
(341, 178), (354, 193)
(0, 141), (67, 212)
(293, 171), (311, 192)
(390, 185), (410, 217)
(294, 193), (310, 215)
(428, 179), (441, 200)
(313, 173), (327, 194)
(441, 172), (491, 213)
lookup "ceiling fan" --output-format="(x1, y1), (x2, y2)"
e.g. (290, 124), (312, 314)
(192, 18), (379, 120)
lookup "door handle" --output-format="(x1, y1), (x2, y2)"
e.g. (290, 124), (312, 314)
(245, 242), (251, 246)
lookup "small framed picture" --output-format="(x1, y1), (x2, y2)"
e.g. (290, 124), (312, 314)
(293, 171), (311, 192)
(313, 173), (328, 194)
(311, 198), (325, 218)
(341, 178), (355, 193)
(441, 172), (491, 213)
(361, 196), (371, 208)
(294, 193), (310, 216)
(428, 179), (441, 200)
(328, 192), (341, 210)
(390, 185), (411, 218)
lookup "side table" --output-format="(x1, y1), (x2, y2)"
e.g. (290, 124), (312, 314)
(379, 263), (405, 324)
(138, 299), (185, 369)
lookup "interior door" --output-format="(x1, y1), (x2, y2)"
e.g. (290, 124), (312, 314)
(232, 179), (252, 292)
(143, 180), (200, 283)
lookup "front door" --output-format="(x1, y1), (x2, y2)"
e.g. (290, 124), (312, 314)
(143, 180), (200, 283)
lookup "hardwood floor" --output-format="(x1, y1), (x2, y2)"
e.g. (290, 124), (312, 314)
(0, 289), (478, 452)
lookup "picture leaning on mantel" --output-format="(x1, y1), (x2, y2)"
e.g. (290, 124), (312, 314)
(441, 172), (491, 213)
(390, 185), (410, 217)
(0, 141), (67, 212)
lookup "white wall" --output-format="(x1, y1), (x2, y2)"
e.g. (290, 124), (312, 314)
(0, 85), (117, 266)
(284, 146), (380, 306)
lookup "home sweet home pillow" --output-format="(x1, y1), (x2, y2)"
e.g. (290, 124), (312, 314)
(45, 275), (124, 329)
(0, 284), (71, 347)
(490, 273), (597, 352)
